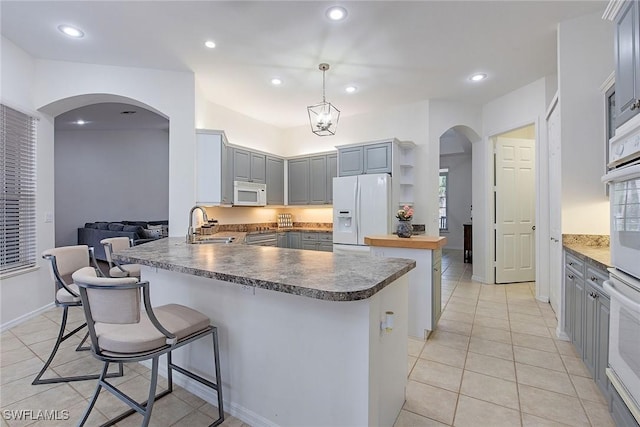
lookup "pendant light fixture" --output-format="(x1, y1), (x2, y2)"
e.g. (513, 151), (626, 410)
(307, 63), (340, 136)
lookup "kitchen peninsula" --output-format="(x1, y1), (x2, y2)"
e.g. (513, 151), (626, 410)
(114, 237), (415, 427)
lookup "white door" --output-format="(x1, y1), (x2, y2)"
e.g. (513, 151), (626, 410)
(357, 174), (391, 244)
(547, 98), (562, 312)
(495, 137), (536, 283)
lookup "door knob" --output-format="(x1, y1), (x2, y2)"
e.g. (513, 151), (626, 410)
(532, 225), (536, 231)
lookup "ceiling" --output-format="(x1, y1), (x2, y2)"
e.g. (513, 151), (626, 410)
(1, 1), (608, 129)
(55, 103), (169, 131)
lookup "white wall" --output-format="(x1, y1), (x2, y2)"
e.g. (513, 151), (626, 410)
(440, 153), (473, 250)
(1, 38), (196, 326)
(196, 91), (285, 155)
(54, 129), (169, 247)
(558, 12), (613, 235)
(1, 37), (55, 327)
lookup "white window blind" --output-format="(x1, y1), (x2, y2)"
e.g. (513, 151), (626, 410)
(1, 104), (37, 275)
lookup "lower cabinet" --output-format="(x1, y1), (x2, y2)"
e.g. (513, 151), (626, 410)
(249, 231), (332, 252)
(288, 232), (301, 249)
(432, 250), (442, 326)
(300, 232), (333, 252)
(277, 232), (287, 248)
(563, 249), (611, 400)
(244, 232), (277, 246)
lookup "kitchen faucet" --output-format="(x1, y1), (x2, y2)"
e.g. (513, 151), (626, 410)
(186, 205), (209, 243)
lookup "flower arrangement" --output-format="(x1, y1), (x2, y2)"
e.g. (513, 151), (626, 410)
(396, 205), (414, 221)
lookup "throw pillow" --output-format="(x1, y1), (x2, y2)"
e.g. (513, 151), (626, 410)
(142, 228), (163, 239)
(147, 224), (163, 230)
(96, 222), (110, 230)
(108, 223), (125, 231)
(122, 225), (145, 239)
(85, 222), (99, 229)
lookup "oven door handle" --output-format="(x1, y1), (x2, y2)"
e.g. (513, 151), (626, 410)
(604, 280), (640, 310)
(601, 163), (640, 183)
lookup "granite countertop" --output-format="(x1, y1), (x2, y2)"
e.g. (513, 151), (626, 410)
(562, 234), (611, 269)
(115, 237), (415, 301)
(364, 235), (447, 250)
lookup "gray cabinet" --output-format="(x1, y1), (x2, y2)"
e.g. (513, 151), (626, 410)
(615, 0), (640, 127)
(196, 130), (233, 205)
(288, 232), (301, 249)
(432, 250), (442, 327)
(310, 156), (327, 204)
(266, 156), (284, 205)
(563, 249), (612, 401)
(327, 154), (337, 203)
(364, 142), (392, 174)
(338, 146), (364, 176)
(233, 148), (266, 183)
(288, 158), (310, 205)
(338, 141), (393, 177)
(610, 384), (638, 427)
(299, 232), (333, 252)
(288, 153), (336, 205)
(277, 232), (287, 248)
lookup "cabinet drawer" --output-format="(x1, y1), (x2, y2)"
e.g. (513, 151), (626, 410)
(585, 266), (609, 290)
(565, 252), (585, 278)
(245, 232), (277, 245)
(318, 233), (333, 242)
(301, 232), (319, 241)
(318, 242), (333, 252)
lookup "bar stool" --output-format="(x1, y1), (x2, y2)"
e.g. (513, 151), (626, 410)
(100, 237), (141, 278)
(72, 266), (224, 427)
(33, 245), (123, 385)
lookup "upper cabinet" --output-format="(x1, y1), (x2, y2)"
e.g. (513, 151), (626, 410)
(266, 156), (284, 205)
(233, 148), (266, 183)
(338, 142), (392, 176)
(613, 0), (640, 127)
(363, 142), (392, 174)
(196, 130), (233, 205)
(288, 152), (337, 205)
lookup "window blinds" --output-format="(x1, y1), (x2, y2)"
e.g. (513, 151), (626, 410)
(1, 104), (37, 275)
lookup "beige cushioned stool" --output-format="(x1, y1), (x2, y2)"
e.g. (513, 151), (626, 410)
(100, 237), (141, 278)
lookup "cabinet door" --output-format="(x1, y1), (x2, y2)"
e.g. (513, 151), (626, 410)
(595, 290), (610, 398)
(302, 241), (318, 251)
(432, 253), (442, 326)
(564, 268), (576, 339)
(288, 232), (301, 249)
(266, 156), (284, 205)
(277, 233), (288, 248)
(250, 152), (266, 183)
(615, 0), (640, 127)
(326, 154), (337, 203)
(338, 146), (364, 176)
(233, 148), (251, 182)
(572, 277), (586, 357)
(317, 242), (333, 252)
(309, 156), (328, 204)
(221, 142), (233, 204)
(584, 282), (598, 377)
(288, 158), (310, 205)
(364, 142), (392, 174)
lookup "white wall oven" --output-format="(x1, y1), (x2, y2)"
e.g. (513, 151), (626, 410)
(603, 152), (640, 423)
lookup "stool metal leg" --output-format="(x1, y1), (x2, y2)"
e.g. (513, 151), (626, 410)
(78, 362), (109, 426)
(212, 328), (224, 426)
(33, 307), (123, 385)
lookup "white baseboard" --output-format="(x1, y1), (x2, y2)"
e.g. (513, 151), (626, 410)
(471, 274), (486, 283)
(555, 327), (570, 341)
(138, 360), (279, 427)
(1, 303), (55, 332)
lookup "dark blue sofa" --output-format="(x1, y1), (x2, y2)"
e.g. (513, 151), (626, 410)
(77, 220), (168, 261)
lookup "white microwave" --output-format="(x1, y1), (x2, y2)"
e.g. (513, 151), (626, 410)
(234, 181), (266, 206)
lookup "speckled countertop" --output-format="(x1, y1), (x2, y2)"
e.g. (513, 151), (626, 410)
(115, 237), (415, 301)
(562, 234), (611, 269)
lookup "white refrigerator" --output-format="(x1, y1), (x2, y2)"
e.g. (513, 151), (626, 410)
(333, 174), (391, 254)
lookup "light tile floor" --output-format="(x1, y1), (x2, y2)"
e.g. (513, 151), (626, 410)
(0, 249), (614, 426)
(397, 249), (615, 427)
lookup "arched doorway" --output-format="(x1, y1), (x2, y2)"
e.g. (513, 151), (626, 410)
(39, 94), (170, 247)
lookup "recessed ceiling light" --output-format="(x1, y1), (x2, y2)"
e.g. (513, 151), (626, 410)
(204, 40), (216, 49)
(326, 6), (348, 21)
(271, 78), (283, 86)
(345, 85), (358, 93)
(75, 120), (87, 125)
(469, 73), (487, 82)
(58, 25), (84, 38)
